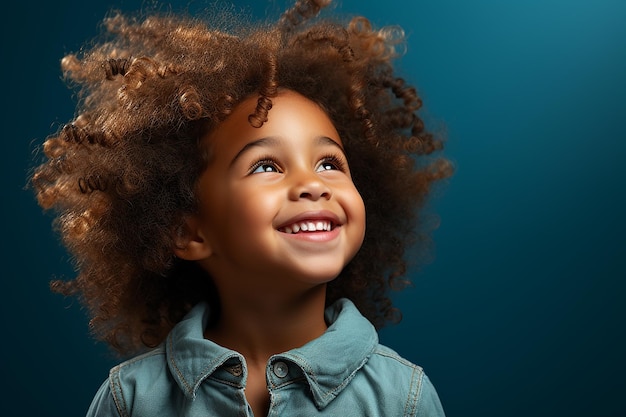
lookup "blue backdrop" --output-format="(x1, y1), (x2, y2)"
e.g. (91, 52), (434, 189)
(2, 0), (624, 416)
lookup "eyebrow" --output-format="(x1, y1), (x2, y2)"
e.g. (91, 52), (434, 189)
(229, 135), (345, 167)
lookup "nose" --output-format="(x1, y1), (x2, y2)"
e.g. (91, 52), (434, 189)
(288, 170), (332, 201)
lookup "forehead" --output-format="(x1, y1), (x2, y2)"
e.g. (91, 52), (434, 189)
(203, 90), (342, 155)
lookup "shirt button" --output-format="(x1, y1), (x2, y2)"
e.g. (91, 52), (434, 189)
(272, 361), (289, 378)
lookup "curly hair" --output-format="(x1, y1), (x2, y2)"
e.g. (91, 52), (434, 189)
(31, 0), (452, 355)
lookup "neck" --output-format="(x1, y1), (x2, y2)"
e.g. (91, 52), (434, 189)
(205, 283), (328, 366)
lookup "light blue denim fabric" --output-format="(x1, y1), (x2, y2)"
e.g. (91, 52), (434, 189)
(86, 298), (445, 416)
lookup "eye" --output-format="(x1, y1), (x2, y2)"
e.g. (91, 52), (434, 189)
(249, 158), (281, 174)
(316, 154), (347, 173)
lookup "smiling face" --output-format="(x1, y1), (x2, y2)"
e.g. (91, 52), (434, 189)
(182, 90), (366, 298)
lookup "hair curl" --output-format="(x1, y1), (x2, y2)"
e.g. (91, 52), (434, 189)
(30, 0), (452, 355)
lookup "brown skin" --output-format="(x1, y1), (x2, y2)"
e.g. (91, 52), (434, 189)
(182, 91), (365, 297)
(177, 91), (366, 416)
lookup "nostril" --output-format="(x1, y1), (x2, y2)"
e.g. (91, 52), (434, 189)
(290, 178), (332, 201)
(298, 190), (331, 200)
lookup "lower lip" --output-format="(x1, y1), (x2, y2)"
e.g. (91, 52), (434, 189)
(279, 227), (341, 242)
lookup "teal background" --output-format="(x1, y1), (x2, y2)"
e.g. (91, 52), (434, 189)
(3, 0), (624, 416)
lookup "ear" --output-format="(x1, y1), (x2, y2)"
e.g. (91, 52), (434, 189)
(172, 215), (213, 261)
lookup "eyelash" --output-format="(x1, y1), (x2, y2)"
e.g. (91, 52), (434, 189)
(248, 155), (282, 174)
(318, 154), (347, 172)
(247, 153), (348, 174)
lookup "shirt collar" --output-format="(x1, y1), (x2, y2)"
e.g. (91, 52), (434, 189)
(166, 302), (244, 399)
(274, 298), (379, 408)
(166, 298), (378, 408)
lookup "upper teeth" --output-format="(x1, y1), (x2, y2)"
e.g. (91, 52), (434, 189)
(281, 221), (333, 234)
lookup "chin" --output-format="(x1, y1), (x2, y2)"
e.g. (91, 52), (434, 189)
(301, 270), (343, 286)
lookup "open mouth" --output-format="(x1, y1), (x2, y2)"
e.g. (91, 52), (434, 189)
(278, 220), (335, 234)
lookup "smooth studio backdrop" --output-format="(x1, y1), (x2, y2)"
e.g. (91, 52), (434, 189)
(2, 1), (624, 416)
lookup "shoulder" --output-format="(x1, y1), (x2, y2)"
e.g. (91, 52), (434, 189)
(85, 302), (216, 416)
(358, 344), (446, 417)
(86, 347), (172, 417)
(366, 343), (423, 381)
(108, 346), (169, 391)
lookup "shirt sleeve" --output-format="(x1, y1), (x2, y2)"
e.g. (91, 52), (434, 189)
(85, 378), (123, 417)
(415, 373), (446, 417)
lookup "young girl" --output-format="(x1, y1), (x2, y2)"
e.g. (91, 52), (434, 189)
(31, 0), (452, 415)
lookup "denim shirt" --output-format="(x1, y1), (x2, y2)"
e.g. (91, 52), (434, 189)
(86, 298), (445, 416)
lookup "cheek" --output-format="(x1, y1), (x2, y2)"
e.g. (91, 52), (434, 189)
(227, 186), (279, 230)
(355, 195), (367, 241)
(344, 185), (367, 237)
(347, 186), (366, 219)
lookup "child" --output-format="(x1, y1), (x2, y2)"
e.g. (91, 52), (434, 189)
(31, 0), (452, 415)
